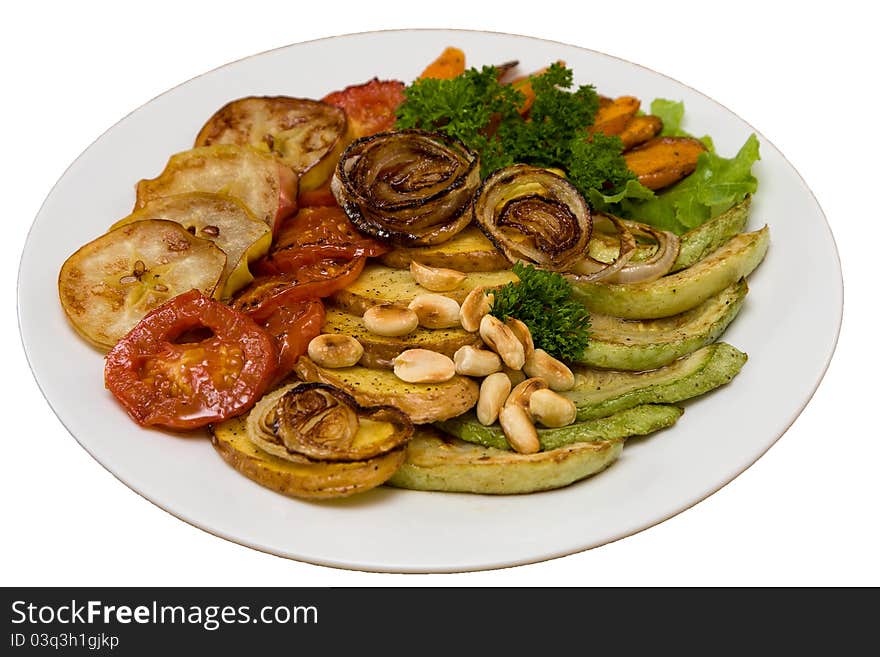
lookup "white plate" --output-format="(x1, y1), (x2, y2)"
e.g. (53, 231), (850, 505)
(18, 29), (842, 573)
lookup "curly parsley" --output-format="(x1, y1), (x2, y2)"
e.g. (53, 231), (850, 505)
(489, 263), (590, 362)
(395, 62), (642, 201)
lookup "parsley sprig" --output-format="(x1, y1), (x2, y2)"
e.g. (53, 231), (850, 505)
(489, 263), (590, 362)
(395, 62), (640, 199)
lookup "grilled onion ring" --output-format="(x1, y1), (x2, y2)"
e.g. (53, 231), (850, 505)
(473, 165), (592, 272)
(246, 382), (413, 463)
(569, 214), (679, 284)
(331, 130), (480, 246)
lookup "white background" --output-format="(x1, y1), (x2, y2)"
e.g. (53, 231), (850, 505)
(3, 1), (876, 586)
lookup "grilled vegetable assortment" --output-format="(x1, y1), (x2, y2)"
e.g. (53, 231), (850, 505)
(57, 47), (768, 500)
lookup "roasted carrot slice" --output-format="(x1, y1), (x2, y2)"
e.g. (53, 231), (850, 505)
(589, 96), (641, 137)
(508, 61), (564, 115)
(418, 47), (466, 80)
(620, 115), (664, 150)
(624, 137), (707, 190)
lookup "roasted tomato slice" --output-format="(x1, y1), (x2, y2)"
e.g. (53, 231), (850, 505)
(260, 300), (325, 384)
(254, 206), (388, 276)
(322, 79), (405, 138)
(105, 290), (277, 430)
(233, 257), (365, 322)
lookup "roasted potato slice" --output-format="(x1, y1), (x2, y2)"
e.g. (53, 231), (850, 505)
(293, 356), (479, 424)
(589, 96), (641, 137)
(322, 307), (482, 369)
(379, 226), (512, 272)
(194, 97), (347, 191)
(211, 413), (406, 500)
(619, 114), (663, 150)
(111, 193), (271, 299)
(387, 427), (623, 494)
(58, 220), (226, 349)
(135, 144), (297, 234)
(330, 263), (517, 316)
(624, 136), (708, 190)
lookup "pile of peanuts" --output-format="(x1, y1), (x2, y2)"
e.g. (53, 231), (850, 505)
(304, 261), (578, 455)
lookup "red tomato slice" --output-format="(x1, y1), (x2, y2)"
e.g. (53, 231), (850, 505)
(260, 300), (325, 384)
(254, 206), (388, 276)
(233, 257), (365, 322)
(105, 290), (277, 430)
(322, 79), (405, 138)
(298, 184), (338, 208)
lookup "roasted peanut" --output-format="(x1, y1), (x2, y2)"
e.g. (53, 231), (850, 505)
(408, 294), (461, 329)
(505, 377), (548, 409)
(307, 334), (364, 368)
(523, 348), (575, 391)
(529, 388), (577, 427)
(479, 314), (525, 370)
(453, 345), (503, 377)
(505, 317), (535, 360)
(476, 372), (512, 425)
(410, 260), (467, 292)
(393, 349), (456, 383)
(459, 286), (493, 332)
(363, 304), (419, 337)
(498, 404), (540, 454)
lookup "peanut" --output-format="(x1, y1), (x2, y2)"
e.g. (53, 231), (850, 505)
(393, 349), (456, 383)
(476, 372), (512, 426)
(408, 294), (461, 329)
(498, 404), (540, 454)
(459, 286), (493, 332)
(453, 345), (503, 377)
(363, 304), (419, 337)
(410, 260), (467, 292)
(505, 318), (535, 360)
(529, 388), (577, 427)
(523, 349), (575, 391)
(306, 334), (364, 368)
(479, 314), (525, 370)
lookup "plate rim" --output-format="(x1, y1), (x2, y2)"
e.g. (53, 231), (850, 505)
(17, 27), (844, 573)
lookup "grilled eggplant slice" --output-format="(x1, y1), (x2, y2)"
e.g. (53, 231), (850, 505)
(110, 192), (271, 299)
(293, 356), (479, 424)
(387, 427), (623, 494)
(322, 307), (482, 369)
(573, 227), (769, 319)
(437, 404), (683, 451)
(135, 144), (298, 234)
(58, 220), (225, 349)
(194, 96), (347, 191)
(330, 263), (517, 316)
(212, 413), (406, 500)
(579, 280), (748, 371)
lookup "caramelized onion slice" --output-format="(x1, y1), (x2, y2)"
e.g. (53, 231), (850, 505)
(569, 214), (679, 284)
(473, 165), (592, 271)
(247, 382), (414, 463)
(331, 130), (480, 246)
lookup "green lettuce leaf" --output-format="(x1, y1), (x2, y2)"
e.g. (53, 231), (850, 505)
(621, 133), (761, 234)
(651, 99), (688, 136)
